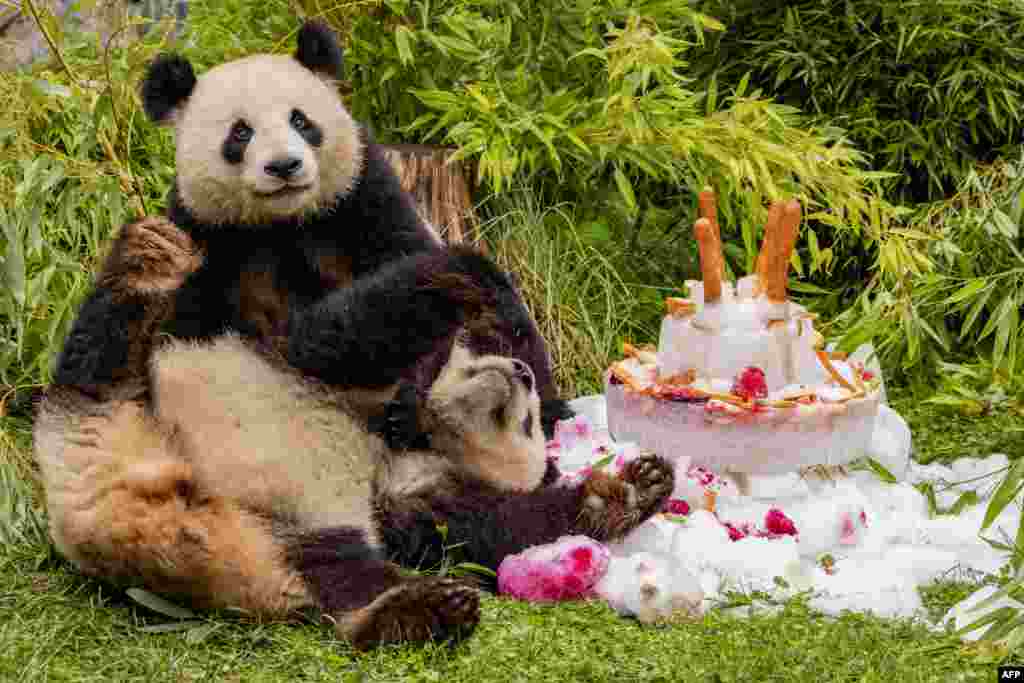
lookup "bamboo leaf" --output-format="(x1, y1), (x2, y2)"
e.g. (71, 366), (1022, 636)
(866, 458), (897, 484)
(395, 26), (415, 66)
(3, 219), (26, 309)
(138, 622), (205, 634)
(993, 298), (1019, 371)
(947, 490), (980, 516)
(946, 279), (988, 307)
(126, 588), (197, 620)
(982, 457), (1024, 532)
(961, 286), (994, 340)
(452, 562), (498, 578)
(613, 166), (637, 213)
(978, 295), (1014, 343)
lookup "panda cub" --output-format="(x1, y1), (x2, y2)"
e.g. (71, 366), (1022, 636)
(34, 217), (675, 651)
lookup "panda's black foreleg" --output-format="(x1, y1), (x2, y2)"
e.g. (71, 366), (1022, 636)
(377, 454), (675, 581)
(287, 245), (514, 388)
(51, 217), (202, 398)
(376, 477), (586, 578)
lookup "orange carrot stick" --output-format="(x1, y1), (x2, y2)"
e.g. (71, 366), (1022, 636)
(755, 201), (784, 295)
(695, 218), (723, 303)
(766, 200), (801, 304)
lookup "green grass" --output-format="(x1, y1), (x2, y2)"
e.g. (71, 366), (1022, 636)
(0, 542), (992, 683)
(889, 386), (1024, 466)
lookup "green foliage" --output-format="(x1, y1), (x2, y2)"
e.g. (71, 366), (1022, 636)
(479, 187), (664, 397)
(693, 0), (1024, 204)
(830, 155), (1024, 384)
(0, 460), (48, 552)
(316, 0), (902, 290)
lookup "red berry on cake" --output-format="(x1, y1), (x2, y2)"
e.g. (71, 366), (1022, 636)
(664, 499), (692, 516)
(731, 366), (768, 400)
(764, 508), (798, 536)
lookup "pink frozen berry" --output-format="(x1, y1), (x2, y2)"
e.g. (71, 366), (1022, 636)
(731, 366), (768, 400)
(764, 508), (798, 536)
(725, 522), (748, 542)
(568, 546), (594, 573)
(665, 499), (692, 516)
(497, 536), (610, 603)
(839, 513), (858, 545)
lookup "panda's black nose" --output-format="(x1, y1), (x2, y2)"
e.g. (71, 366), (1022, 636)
(511, 359), (534, 392)
(265, 157), (303, 179)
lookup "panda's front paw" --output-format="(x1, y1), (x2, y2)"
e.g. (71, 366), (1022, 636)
(99, 217), (203, 295)
(619, 452), (675, 514)
(370, 383), (430, 451)
(578, 452), (674, 541)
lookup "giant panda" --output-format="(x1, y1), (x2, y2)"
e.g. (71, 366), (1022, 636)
(33, 19), (674, 650)
(34, 216), (675, 650)
(124, 17), (570, 433)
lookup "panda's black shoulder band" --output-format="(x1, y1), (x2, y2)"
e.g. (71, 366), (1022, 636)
(141, 54), (196, 124)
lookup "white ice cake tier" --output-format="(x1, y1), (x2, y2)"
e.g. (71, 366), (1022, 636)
(605, 375), (881, 475)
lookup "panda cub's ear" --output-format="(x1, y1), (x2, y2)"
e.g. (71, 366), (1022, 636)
(140, 54), (197, 126)
(294, 20), (344, 80)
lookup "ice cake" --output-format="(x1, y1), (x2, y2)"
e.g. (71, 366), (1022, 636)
(605, 189), (882, 476)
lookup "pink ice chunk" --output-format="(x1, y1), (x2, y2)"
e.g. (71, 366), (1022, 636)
(497, 536), (611, 602)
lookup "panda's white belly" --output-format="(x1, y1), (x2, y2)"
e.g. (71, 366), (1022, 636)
(150, 334), (380, 539)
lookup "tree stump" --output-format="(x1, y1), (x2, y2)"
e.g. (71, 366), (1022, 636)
(381, 144), (481, 250)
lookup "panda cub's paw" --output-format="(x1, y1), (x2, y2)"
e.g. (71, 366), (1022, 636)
(370, 382), (431, 452)
(619, 452), (675, 513)
(578, 452), (674, 541)
(341, 577), (480, 651)
(99, 217), (203, 295)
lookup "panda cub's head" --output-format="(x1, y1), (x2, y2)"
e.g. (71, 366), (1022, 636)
(140, 21), (362, 226)
(403, 345), (549, 493)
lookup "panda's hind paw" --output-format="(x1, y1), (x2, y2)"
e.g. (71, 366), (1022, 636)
(341, 577), (480, 650)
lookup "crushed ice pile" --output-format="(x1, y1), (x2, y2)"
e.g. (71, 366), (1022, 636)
(496, 395), (1019, 637)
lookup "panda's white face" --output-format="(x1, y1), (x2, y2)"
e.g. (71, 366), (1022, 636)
(424, 345), (548, 492)
(174, 55), (363, 226)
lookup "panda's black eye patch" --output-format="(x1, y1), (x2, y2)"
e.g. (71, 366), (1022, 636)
(230, 121), (253, 143)
(222, 120), (253, 165)
(291, 108), (323, 147)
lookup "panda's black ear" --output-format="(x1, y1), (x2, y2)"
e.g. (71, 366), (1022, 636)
(295, 20), (344, 80)
(140, 54), (196, 125)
